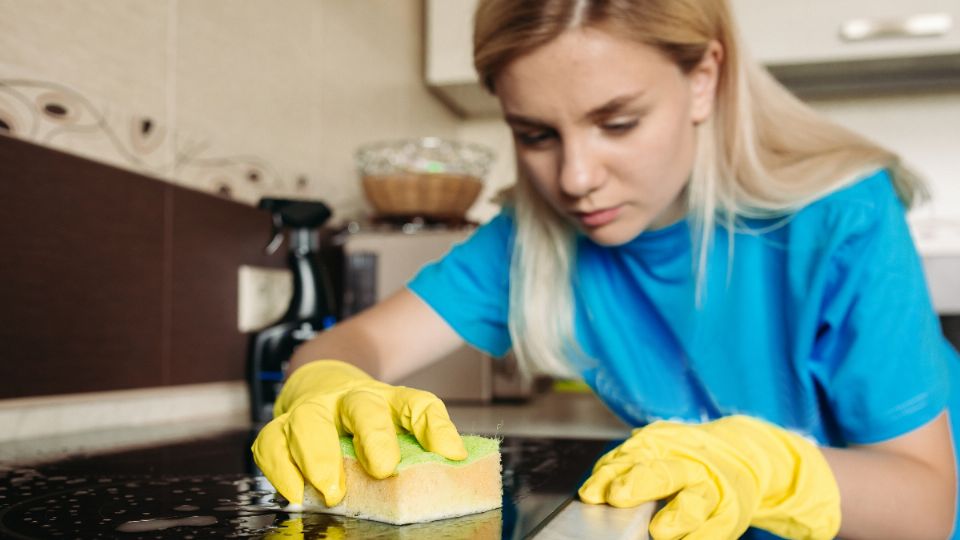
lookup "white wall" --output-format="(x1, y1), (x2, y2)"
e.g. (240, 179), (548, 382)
(808, 91), (960, 220)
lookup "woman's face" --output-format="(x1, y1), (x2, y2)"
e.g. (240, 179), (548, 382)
(494, 27), (721, 245)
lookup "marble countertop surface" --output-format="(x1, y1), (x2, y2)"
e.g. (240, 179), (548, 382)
(447, 389), (632, 440)
(0, 388), (631, 466)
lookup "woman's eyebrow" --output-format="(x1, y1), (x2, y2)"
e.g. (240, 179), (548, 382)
(585, 91), (645, 120)
(504, 90), (646, 127)
(503, 113), (549, 128)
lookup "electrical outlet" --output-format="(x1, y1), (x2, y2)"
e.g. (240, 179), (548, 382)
(238, 265), (293, 332)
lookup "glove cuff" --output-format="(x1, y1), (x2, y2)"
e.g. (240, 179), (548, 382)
(713, 416), (841, 540)
(273, 360), (374, 417)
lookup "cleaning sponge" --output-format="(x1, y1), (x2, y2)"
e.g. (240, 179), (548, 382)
(301, 433), (502, 525)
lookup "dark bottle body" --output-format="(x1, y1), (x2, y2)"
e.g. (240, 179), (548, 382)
(247, 200), (336, 423)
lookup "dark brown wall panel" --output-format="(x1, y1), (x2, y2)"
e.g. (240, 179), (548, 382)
(168, 186), (277, 385)
(0, 134), (284, 399)
(0, 135), (166, 398)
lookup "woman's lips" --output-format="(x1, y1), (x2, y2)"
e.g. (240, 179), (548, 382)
(575, 206), (622, 228)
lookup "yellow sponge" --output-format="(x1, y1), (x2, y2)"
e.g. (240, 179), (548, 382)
(301, 434), (502, 525)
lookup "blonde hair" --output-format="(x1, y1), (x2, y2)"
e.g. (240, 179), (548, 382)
(474, 0), (926, 378)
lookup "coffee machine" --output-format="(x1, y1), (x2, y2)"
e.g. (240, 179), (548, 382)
(247, 198), (338, 422)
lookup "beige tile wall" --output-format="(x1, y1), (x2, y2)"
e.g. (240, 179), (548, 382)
(0, 1), (169, 119)
(315, 0), (464, 218)
(0, 0), (173, 175)
(0, 0), (461, 219)
(173, 0), (323, 203)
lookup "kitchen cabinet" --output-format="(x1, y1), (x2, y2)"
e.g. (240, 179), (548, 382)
(925, 255), (960, 314)
(733, 0), (958, 65)
(425, 0), (960, 116)
(425, 0), (493, 116)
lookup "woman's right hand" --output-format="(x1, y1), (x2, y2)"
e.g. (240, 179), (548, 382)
(251, 359), (467, 506)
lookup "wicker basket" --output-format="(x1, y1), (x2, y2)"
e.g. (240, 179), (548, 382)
(356, 138), (494, 220)
(361, 173), (483, 219)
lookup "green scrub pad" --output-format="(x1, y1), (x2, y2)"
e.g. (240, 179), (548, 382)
(338, 433), (500, 469)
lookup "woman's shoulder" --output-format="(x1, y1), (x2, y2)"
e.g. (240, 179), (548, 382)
(458, 207), (516, 253)
(474, 207), (516, 236)
(814, 168), (897, 207)
(758, 168), (920, 275)
(792, 168), (903, 235)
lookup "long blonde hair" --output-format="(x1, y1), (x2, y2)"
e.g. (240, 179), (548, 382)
(473, 0), (926, 378)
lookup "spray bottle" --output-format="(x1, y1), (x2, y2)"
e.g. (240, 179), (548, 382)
(248, 198), (337, 422)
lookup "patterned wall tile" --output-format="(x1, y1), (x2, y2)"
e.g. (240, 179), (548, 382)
(173, 0), (321, 205)
(0, 0), (468, 218)
(0, 0), (169, 162)
(0, 66), (173, 178)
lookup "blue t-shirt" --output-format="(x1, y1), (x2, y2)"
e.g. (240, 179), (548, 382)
(409, 169), (960, 538)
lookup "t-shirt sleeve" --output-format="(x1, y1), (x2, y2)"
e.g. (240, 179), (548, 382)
(406, 211), (514, 357)
(808, 170), (952, 444)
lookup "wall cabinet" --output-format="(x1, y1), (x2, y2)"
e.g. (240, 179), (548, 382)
(426, 0), (960, 116)
(425, 0), (493, 116)
(733, 0), (959, 65)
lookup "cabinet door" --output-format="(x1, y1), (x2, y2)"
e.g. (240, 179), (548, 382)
(733, 0), (959, 65)
(426, 0), (480, 85)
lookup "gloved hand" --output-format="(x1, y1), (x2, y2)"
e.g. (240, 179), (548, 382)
(578, 415), (841, 540)
(251, 360), (467, 506)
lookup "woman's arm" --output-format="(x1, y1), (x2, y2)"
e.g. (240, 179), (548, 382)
(823, 411), (956, 539)
(288, 288), (465, 383)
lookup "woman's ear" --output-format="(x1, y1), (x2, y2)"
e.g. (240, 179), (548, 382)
(689, 40), (724, 124)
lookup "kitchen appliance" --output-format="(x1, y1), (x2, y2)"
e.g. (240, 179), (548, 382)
(337, 219), (536, 402)
(247, 198), (339, 422)
(0, 429), (620, 539)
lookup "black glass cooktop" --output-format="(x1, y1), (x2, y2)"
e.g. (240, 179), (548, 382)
(0, 430), (618, 539)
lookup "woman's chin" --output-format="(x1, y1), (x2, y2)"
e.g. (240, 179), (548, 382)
(578, 222), (644, 246)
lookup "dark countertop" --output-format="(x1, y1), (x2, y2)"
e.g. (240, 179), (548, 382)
(0, 390), (652, 539)
(0, 428), (636, 539)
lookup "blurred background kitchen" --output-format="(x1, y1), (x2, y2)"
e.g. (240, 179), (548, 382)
(1, 0), (959, 455)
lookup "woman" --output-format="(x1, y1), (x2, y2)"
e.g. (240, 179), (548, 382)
(253, 0), (958, 538)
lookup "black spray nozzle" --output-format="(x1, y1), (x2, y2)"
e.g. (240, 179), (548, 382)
(259, 198), (333, 254)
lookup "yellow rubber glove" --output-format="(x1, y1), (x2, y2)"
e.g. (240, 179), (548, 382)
(251, 360), (467, 507)
(262, 516), (345, 540)
(262, 517), (305, 540)
(578, 415), (841, 540)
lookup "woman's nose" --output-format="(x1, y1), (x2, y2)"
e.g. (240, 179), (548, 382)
(558, 138), (603, 199)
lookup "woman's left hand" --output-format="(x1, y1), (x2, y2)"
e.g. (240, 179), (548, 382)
(578, 415), (841, 540)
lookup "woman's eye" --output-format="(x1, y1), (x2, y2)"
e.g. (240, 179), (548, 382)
(514, 129), (556, 147)
(602, 119), (638, 133)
